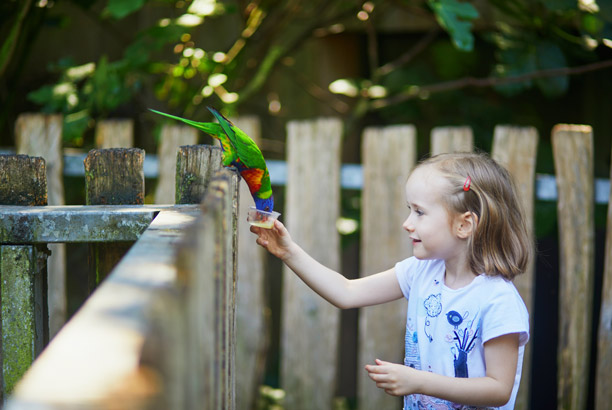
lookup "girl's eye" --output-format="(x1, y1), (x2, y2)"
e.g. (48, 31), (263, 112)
(407, 204), (423, 216)
(409, 206), (423, 216)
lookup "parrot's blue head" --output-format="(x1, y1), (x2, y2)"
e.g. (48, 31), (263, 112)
(254, 195), (274, 213)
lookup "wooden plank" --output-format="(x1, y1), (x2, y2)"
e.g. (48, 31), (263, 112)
(5, 205), (201, 409)
(154, 124), (197, 204)
(176, 169), (239, 410)
(492, 125), (539, 410)
(84, 148), (145, 206)
(596, 141), (612, 410)
(0, 155), (48, 400)
(232, 116), (269, 410)
(15, 114), (64, 205)
(95, 119), (134, 148)
(552, 124), (594, 410)
(430, 126), (473, 155)
(357, 125), (416, 410)
(175, 145), (223, 204)
(0, 205), (160, 243)
(15, 113), (67, 338)
(84, 148), (145, 290)
(0, 246), (47, 399)
(0, 155), (47, 206)
(282, 118), (342, 410)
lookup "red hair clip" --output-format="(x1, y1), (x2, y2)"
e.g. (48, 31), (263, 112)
(463, 175), (471, 192)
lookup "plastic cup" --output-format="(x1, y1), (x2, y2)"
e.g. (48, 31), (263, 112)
(247, 206), (281, 229)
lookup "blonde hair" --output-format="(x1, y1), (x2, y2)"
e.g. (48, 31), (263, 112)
(416, 152), (532, 280)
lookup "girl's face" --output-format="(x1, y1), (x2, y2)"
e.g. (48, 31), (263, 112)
(402, 165), (466, 262)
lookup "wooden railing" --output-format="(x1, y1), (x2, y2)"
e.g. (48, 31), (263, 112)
(1, 144), (240, 408)
(0, 113), (611, 410)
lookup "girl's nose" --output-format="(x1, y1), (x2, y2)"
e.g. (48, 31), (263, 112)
(402, 216), (413, 232)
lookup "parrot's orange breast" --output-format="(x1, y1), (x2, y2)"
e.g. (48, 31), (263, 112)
(241, 168), (264, 194)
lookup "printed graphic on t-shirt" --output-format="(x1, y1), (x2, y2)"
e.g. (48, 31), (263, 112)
(423, 293), (442, 342)
(445, 310), (479, 378)
(405, 394), (494, 410)
(404, 318), (421, 370)
(404, 297), (488, 409)
(420, 293), (481, 378)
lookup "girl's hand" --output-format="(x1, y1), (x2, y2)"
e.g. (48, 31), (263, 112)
(365, 359), (419, 397)
(250, 219), (294, 260)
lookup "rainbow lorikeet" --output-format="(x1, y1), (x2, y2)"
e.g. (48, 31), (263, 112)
(150, 107), (274, 212)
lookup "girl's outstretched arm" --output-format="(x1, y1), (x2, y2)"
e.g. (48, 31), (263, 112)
(365, 333), (520, 407)
(251, 220), (403, 309)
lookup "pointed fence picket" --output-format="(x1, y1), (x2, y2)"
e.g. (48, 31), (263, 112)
(357, 125), (416, 410)
(553, 125), (595, 410)
(491, 125), (539, 410)
(232, 115), (269, 410)
(281, 118), (343, 410)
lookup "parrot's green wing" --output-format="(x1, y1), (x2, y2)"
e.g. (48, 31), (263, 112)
(149, 109), (237, 166)
(206, 107), (267, 169)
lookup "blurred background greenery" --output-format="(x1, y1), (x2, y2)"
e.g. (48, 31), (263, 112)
(1, 1), (611, 408)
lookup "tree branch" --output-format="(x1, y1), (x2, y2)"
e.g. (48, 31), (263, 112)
(374, 28), (439, 79)
(0, 0), (33, 79)
(370, 58), (612, 109)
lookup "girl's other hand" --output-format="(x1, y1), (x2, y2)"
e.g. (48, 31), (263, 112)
(365, 359), (418, 397)
(250, 219), (294, 260)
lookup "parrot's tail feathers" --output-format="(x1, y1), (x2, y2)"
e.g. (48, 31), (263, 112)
(150, 108), (223, 137)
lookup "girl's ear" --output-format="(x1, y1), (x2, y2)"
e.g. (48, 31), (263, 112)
(455, 211), (478, 239)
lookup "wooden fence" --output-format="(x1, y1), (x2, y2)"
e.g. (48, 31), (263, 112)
(0, 113), (610, 410)
(1, 143), (239, 409)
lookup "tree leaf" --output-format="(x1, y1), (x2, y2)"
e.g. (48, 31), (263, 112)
(105, 0), (146, 20)
(493, 46), (537, 96)
(428, 0), (479, 51)
(539, 0), (578, 12)
(534, 40), (568, 97)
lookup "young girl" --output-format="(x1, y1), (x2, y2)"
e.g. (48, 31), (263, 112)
(250, 152), (531, 409)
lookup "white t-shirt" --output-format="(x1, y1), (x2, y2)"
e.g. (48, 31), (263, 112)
(395, 257), (529, 410)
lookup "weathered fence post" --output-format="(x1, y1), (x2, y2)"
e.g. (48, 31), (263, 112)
(84, 148), (145, 290)
(231, 116), (269, 410)
(15, 113), (67, 338)
(491, 125), (539, 410)
(0, 155), (49, 400)
(154, 125), (198, 204)
(430, 126), (473, 154)
(175, 145), (223, 204)
(282, 118), (342, 409)
(357, 125), (416, 410)
(176, 167), (239, 410)
(552, 125), (594, 410)
(596, 141), (612, 410)
(95, 119), (134, 148)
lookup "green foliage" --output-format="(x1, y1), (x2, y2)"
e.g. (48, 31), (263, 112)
(104, 0), (147, 19)
(28, 55), (140, 144)
(427, 0), (479, 51)
(14, 0), (612, 146)
(26, 4), (185, 145)
(534, 41), (568, 97)
(493, 40), (568, 97)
